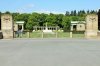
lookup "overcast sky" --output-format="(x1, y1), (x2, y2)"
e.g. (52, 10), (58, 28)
(0, 0), (100, 14)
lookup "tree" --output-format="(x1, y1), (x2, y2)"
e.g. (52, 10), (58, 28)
(90, 10), (97, 14)
(87, 10), (90, 14)
(65, 11), (70, 16)
(45, 13), (57, 26)
(56, 14), (64, 28)
(38, 13), (48, 26)
(71, 16), (79, 21)
(25, 22), (33, 30)
(73, 10), (77, 16)
(62, 16), (71, 31)
(78, 10), (86, 16)
(2, 10), (95, 31)
(5, 11), (11, 14)
(70, 11), (74, 16)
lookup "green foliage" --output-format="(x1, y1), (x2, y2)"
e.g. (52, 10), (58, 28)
(65, 11), (70, 16)
(45, 13), (57, 26)
(62, 16), (71, 31)
(0, 10), (98, 31)
(56, 14), (64, 27)
(38, 13), (48, 26)
(5, 11), (11, 14)
(25, 22), (33, 30)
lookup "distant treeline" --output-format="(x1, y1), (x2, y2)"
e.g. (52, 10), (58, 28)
(0, 10), (99, 31)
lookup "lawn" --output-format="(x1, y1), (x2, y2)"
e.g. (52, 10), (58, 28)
(15, 31), (85, 38)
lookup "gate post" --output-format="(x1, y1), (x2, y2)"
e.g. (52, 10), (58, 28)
(70, 31), (72, 38)
(85, 14), (98, 39)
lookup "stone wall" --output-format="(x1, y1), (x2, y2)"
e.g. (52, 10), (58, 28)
(77, 24), (85, 31)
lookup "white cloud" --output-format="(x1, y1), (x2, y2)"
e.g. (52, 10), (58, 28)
(16, 3), (35, 13)
(16, 4), (65, 14)
(34, 10), (65, 14)
(26, 4), (35, 8)
(17, 9), (24, 13)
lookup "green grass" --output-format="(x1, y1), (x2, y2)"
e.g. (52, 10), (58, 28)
(43, 33), (56, 38)
(29, 31), (42, 38)
(72, 31), (85, 38)
(15, 31), (85, 38)
(73, 33), (85, 38)
(57, 32), (70, 38)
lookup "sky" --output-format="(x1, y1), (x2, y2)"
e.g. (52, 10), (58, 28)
(0, 0), (100, 14)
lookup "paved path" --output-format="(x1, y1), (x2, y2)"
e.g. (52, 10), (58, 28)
(0, 38), (100, 66)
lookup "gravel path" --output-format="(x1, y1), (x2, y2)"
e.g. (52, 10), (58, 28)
(0, 38), (100, 66)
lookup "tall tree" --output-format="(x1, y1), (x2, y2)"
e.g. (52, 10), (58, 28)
(45, 13), (57, 26)
(5, 11), (11, 14)
(62, 16), (71, 31)
(56, 14), (64, 28)
(73, 10), (77, 16)
(70, 11), (74, 16)
(87, 10), (90, 14)
(65, 11), (70, 16)
(38, 13), (48, 26)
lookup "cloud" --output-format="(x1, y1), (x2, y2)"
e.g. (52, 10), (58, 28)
(34, 10), (65, 14)
(16, 4), (65, 14)
(17, 9), (24, 13)
(16, 3), (35, 13)
(26, 4), (35, 8)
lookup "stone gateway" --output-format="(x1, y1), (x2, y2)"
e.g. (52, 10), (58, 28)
(0, 13), (100, 39)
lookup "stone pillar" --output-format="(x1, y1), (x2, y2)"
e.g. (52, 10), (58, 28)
(1, 14), (14, 39)
(70, 31), (73, 38)
(85, 14), (98, 38)
(27, 31), (30, 38)
(56, 26), (58, 38)
(42, 31), (43, 38)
